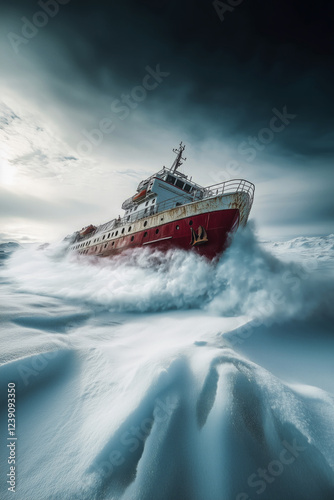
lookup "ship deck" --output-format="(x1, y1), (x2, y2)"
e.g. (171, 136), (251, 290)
(76, 179), (254, 244)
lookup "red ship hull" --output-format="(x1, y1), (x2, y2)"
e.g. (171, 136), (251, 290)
(84, 208), (240, 260)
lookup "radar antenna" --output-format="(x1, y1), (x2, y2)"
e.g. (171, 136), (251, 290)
(171, 142), (186, 173)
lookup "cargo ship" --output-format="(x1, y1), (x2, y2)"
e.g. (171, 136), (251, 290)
(66, 143), (254, 259)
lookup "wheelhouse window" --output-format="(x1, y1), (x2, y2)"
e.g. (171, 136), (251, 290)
(166, 174), (176, 185)
(184, 184), (191, 192)
(175, 179), (184, 189)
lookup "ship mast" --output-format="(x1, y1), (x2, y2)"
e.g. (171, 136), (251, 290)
(171, 142), (187, 173)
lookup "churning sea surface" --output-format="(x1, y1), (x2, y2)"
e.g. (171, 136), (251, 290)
(0, 225), (334, 500)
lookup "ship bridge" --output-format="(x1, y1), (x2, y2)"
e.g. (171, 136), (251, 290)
(122, 143), (205, 220)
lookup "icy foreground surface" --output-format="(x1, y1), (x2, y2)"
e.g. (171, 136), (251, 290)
(0, 228), (334, 500)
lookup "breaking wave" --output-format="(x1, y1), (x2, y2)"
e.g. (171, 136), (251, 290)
(2, 226), (334, 320)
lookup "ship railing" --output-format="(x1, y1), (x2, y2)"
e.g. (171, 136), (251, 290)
(203, 179), (255, 207)
(77, 178), (254, 242)
(116, 179), (254, 228)
(77, 218), (117, 242)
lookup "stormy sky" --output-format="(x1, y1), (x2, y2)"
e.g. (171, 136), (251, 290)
(0, 0), (333, 242)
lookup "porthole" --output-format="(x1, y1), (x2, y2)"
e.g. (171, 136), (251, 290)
(112, 241), (115, 246)
(145, 201), (149, 206)
(144, 221), (148, 227)
(189, 220), (193, 225)
(155, 229), (159, 234)
(104, 243), (107, 248)
(115, 231), (118, 236)
(176, 225), (179, 230)
(144, 232), (148, 237)
(128, 226), (132, 232)
(103, 235), (105, 240)
(131, 236), (134, 242)
(121, 228), (125, 234)
(108, 233), (110, 238)
(160, 217), (164, 221)
(111, 232), (114, 237)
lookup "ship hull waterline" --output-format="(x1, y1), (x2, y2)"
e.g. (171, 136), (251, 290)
(70, 190), (253, 260)
(77, 209), (240, 260)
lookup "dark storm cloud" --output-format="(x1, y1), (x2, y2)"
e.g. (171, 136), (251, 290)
(2, 0), (334, 157)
